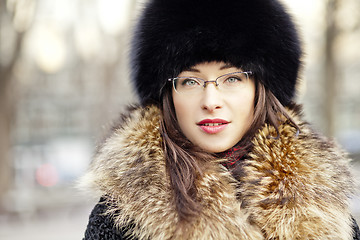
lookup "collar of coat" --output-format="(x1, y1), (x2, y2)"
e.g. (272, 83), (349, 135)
(81, 104), (356, 240)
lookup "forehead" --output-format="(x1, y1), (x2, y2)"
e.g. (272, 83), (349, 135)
(180, 62), (241, 74)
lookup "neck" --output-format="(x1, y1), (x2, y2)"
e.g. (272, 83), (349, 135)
(217, 142), (247, 169)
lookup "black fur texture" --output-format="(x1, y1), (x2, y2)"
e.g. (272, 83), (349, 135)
(130, 0), (302, 106)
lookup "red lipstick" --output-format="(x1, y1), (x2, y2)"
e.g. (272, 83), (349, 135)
(197, 119), (229, 134)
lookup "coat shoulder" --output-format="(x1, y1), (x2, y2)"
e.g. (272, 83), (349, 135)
(79, 105), (163, 193)
(83, 198), (136, 240)
(353, 218), (360, 240)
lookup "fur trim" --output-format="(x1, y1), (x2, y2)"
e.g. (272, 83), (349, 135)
(81, 105), (262, 239)
(241, 108), (355, 239)
(131, 0), (302, 106)
(82, 105), (355, 239)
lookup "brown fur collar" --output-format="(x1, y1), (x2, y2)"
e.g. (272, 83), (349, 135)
(81, 105), (355, 240)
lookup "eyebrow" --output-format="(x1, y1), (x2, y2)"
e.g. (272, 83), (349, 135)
(183, 63), (236, 72)
(219, 63), (236, 70)
(182, 67), (200, 73)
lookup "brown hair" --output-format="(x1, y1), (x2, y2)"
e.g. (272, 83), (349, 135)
(160, 80), (298, 222)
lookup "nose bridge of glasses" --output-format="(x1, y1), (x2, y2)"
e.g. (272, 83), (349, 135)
(203, 80), (218, 88)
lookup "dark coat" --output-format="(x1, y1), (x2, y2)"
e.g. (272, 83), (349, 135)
(82, 105), (360, 239)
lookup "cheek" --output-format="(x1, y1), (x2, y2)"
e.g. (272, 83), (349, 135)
(172, 92), (182, 119)
(172, 93), (191, 131)
(231, 89), (256, 134)
(245, 96), (256, 129)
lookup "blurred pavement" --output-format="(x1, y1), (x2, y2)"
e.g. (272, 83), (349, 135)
(0, 187), (97, 240)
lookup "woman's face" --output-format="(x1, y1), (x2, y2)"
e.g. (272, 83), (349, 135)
(172, 61), (256, 153)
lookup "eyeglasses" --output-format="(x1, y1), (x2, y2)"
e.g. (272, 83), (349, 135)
(168, 71), (252, 95)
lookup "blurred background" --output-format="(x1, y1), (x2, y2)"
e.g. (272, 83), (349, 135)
(0, 0), (359, 239)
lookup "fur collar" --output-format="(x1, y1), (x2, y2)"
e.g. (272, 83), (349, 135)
(81, 105), (355, 240)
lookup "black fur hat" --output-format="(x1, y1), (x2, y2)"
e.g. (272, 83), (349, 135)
(130, 0), (302, 106)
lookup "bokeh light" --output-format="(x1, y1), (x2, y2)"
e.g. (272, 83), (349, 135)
(35, 163), (59, 187)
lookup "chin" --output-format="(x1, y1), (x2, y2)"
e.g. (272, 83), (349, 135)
(190, 135), (239, 153)
(199, 144), (232, 154)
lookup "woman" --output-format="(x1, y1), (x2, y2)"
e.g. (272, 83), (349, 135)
(82, 0), (360, 239)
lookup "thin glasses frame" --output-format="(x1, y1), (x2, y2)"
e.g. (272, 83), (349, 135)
(168, 71), (253, 94)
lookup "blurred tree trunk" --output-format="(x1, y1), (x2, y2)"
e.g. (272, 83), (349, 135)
(0, 68), (13, 212)
(323, 0), (339, 137)
(0, 0), (24, 211)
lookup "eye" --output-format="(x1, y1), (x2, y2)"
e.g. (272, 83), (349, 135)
(219, 73), (248, 88)
(180, 78), (200, 87)
(223, 76), (244, 85)
(225, 77), (241, 83)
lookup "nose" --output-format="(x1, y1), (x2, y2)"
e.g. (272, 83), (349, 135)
(200, 83), (223, 112)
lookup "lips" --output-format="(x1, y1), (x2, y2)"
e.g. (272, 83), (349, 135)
(197, 119), (229, 134)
